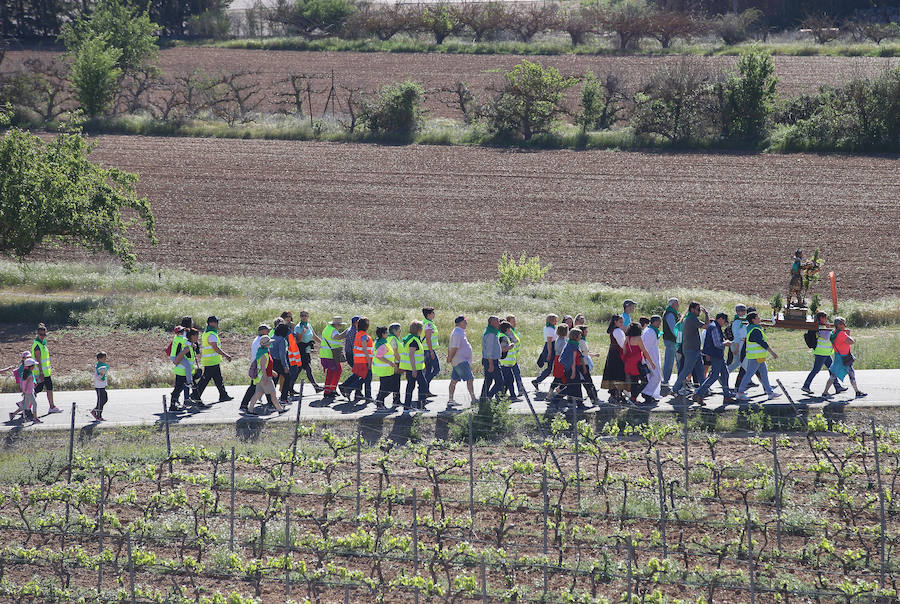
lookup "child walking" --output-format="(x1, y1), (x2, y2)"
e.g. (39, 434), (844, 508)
(4, 352), (31, 422)
(19, 358), (39, 423)
(91, 352), (110, 421)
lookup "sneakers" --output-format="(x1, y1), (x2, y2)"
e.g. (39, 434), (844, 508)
(800, 387), (814, 395)
(32, 416), (43, 423)
(820, 392), (833, 398)
(768, 392), (783, 400)
(48, 406), (62, 414)
(218, 395), (234, 402)
(856, 391), (868, 398)
(834, 385), (848, 394)
(531, 379), (540, 391)
(735, 393), (750, 401)
(91, 409), (100, 421)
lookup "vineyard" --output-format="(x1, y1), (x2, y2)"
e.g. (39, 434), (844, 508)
(0, 405), (898, 603)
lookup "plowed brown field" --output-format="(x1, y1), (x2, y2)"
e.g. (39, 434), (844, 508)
(6, 49), (900, 118)
(60, 135), (899, 299)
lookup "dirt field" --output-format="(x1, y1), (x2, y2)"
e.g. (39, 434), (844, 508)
(39, 135), (891, 299)
(6, 48), (899, 118)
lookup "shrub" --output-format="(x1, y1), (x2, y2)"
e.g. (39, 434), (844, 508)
(631, 58), (720, 144)
(360, 80), (424, 141)
(485, 59), (577, 141)
(575, 70), (627, 132)
(69, 35), (122, 117)
(718, 49), (777, 142)
(711, 9), (762, 46)
(497, 252), (551, 292)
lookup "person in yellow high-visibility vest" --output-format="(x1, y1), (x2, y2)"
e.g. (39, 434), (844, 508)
(372, 326), (399, 409)
(500, 315), (524, 401)
(422, 307), (440, 393)
(320, 316), (349, 402)
(171, 328), (200, 411)
(195, 316), (234, 404)
(385, 323), (404, 407)
(399, 321), (428, 411)
(735, 312), (782, 402)
(31, 323), (62, 415)
(31, 323), (62, 417)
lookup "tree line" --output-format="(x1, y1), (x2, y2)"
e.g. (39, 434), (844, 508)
(1, 0), (893, 43)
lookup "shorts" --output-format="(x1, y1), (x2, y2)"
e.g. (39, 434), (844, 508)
(258, 376), (276, 395)
(450, 361), (474, 382)
(34, 376), (53, 393)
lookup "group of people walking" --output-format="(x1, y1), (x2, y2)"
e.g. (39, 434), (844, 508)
(3, 299), (868, 424)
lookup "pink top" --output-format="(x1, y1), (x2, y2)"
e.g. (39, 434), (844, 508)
(833, 331), (851, 356)
(21, 373), (34, 395)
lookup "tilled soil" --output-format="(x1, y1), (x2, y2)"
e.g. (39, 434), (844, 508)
(54, 135), (900, 299)
(5, 49), (900, 118)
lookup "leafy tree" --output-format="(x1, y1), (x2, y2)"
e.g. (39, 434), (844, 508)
(457, 1), (509, 43)
(270, 0), (358, 38)
(486, 60), (578, 141)
(719, 49), (777, 142)
(555, 3), (599, 47)
(60, 0), (159, 74)
(361, 80), (424, 142)
(0, 112), (156, 269)
(576, 70), (627, 132)
(69, 35), (122, 117)
(600, 0), (654, 50)
(419, 4), (462, 44)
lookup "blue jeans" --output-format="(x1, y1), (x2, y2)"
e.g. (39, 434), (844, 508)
(672, 349), (703, 392)
(424, 350), (440, 384)
(501, 364), (521, 398)
(341, 369), (372, 401)
(695, 357), (732, 398)
(481, 359), (504, 400)
(662, 340), (677, 383)
(803, 354), (833, 390)
(738, 359), (774, 395)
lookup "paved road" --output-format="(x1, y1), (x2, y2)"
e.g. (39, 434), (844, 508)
(2, 370), (897, 432)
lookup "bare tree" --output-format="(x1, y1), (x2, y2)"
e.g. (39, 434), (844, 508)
(801, 14), (841, 44)
(507, 3), (559, 43)
(554, 4), (600, 48)
(23, 57), (72, 122)
(275, 74), (310, 116)
(208, 71), (264, 126)
(116, 65), (162, 115)
(437, 81), (475, 123)
(599, 2), (654, 50)
(457, 2), (510, 43)
(845, 20), (900, 45)
(348, 3), (413, 41)
(337, 84), (365, 133)
(647, 10), (704, 49)
(175, 69), (217, 117)
(148, 79), (186, 121)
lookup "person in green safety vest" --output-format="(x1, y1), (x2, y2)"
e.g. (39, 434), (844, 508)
(735, 313), (782, 401)
(422, 307), (440, 392)
(31, 323), (62, 415)
(399, 321), (428, 411)
(320, 316), (349, 402)
(194, 315), (234, 404)
(171, 328), (200, 411)
(499, 318), (522, 401)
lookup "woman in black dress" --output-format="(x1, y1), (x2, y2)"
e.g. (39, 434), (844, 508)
(600, 315), (628, 404)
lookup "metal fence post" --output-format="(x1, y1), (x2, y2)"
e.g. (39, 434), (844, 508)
(469, 413), (475, 526)
(655, 449), (667, 558)
(65, 402), (76, 524)
(542, 466), (549, 594)
(772, 434), (782, 551)
(229, 446), (235, 552)
(355, 429), (362, 519)
(872, 418), (886, 590)
(626, 535), (633, 603)
(747, 515), (756, 604)
(572, 403), (581, 510)
(683, 411), (690, 493)
(412, 487), (419, 604)
(97, 466), (105, 595)
(289, 380), (304, 478)
(127, 532), (135, 603)
(162, 396), (173, 487)
(284, 502), (291, 598)
(481, 555), (487, 602)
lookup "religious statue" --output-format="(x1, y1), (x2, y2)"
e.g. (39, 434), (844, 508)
(787, 249), (823, 308)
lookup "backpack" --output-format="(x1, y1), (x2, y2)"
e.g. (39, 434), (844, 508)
(723, 324), (734, 341)
(248, 358), (259, 379)
(165, 341), (172, 356)
(803, 330), (817, 349)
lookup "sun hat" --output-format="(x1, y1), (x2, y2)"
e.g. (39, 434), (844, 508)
(331, 316), (346, 326)
(259, 336), (271, 347)
(24, 358), (36, 367)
